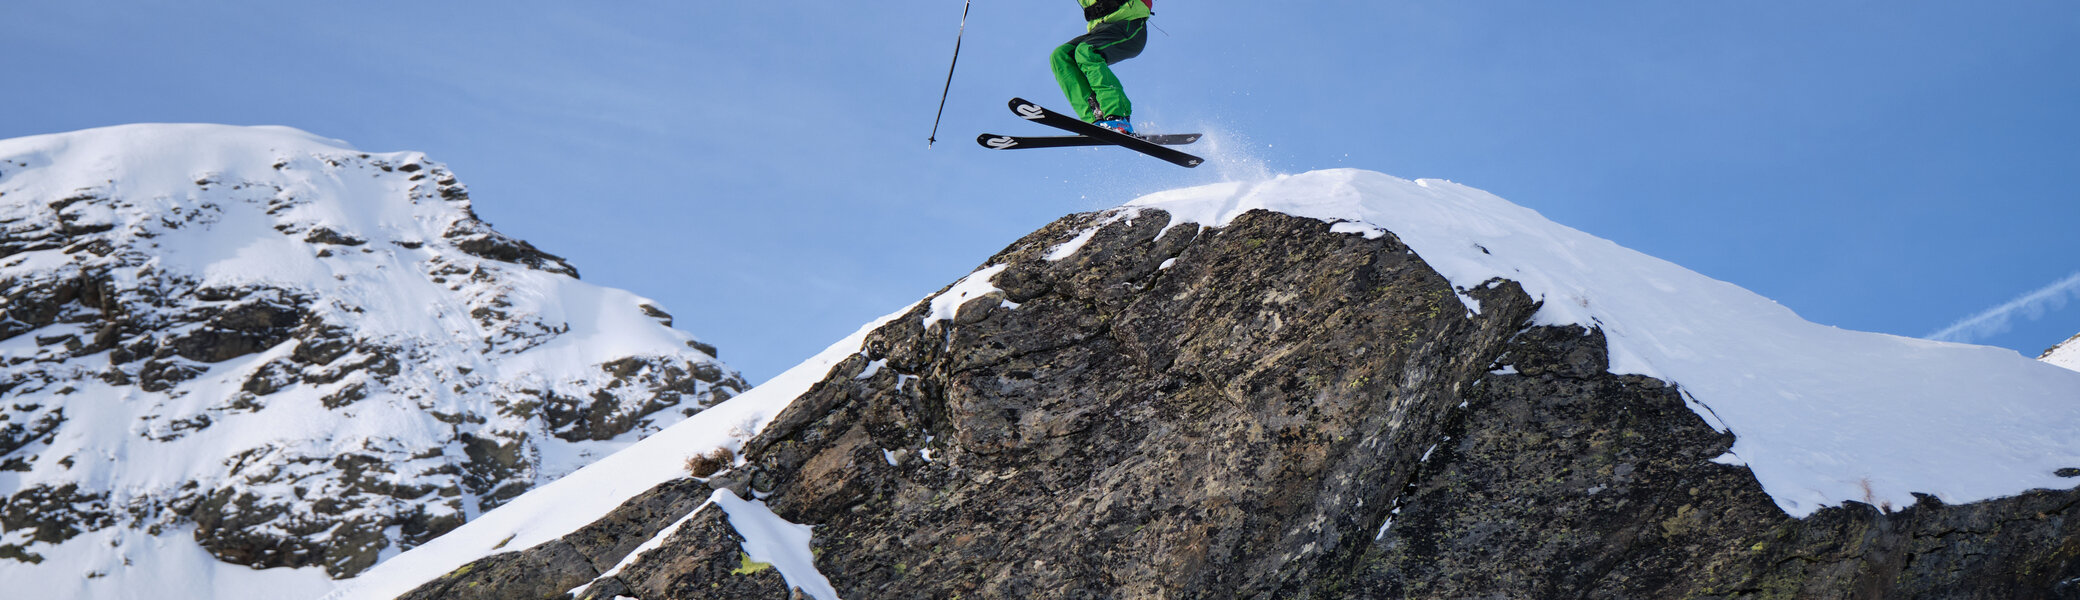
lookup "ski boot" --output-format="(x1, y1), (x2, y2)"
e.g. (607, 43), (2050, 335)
(1094, 116), (1135, 135)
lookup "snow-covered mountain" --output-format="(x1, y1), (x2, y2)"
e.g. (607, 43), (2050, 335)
(0, 124), (746, 599)
(336, 169), (2080, 599)
(2046, 333), (2080, 372)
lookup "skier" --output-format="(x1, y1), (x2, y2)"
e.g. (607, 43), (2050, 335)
(1052, 0), (1152, 135)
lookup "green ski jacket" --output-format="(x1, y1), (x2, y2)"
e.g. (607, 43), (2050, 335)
(1081, 0), (1152, 29)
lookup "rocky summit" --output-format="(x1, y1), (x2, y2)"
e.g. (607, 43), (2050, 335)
(0, 124), (745, 597)
(374, 171), (2080, 600)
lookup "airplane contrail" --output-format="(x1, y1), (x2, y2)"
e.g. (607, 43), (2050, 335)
(1925, 271), (2080, 343)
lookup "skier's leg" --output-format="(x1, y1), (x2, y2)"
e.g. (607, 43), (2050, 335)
(1074, 44), (1132, 120)
(1073, 20), (1148, 120)
(1049, 41), (1100, 122)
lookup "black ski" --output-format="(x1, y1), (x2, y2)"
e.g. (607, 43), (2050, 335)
(978, 132), (1201, 150)
(990, 97), (1205, 168)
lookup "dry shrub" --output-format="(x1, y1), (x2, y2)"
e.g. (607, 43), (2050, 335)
(684, 447), (735, 478)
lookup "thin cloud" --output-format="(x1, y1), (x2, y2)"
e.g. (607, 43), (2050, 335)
(1926, 272), (2080, 343)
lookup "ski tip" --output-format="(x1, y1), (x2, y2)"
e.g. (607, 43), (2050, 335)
(1010, 99), (1046, 120)
(976, 134), (1020, 149)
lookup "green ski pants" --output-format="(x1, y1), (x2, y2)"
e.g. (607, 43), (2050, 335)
(1050, 19), (1148, 122)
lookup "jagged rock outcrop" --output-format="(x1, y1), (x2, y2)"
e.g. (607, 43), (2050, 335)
(399, 190), (2080, 598)
(0, 124), (747, 593)
(1354, 324), (2080, 599)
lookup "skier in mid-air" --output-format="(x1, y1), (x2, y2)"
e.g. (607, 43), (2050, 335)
(1052, 0), (1153, 135)
(966, 0), (1198, 166)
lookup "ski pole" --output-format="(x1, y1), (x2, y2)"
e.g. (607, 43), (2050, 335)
(927, 0), (972, 147)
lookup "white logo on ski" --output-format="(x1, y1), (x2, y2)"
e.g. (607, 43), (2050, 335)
(1015, 103), (1046, 120)
(984, 136), (1019, 149)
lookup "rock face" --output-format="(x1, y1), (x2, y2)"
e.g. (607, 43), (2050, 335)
(402, 205), (2080, 599)
(1355, 325), (2080, 599)
(0, 125), (746, 590)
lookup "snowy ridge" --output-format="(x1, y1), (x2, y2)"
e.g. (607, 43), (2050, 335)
(2045, 333), (2080, 372)
(1105, 169), (2080, 517)
(0, 124), (742, 599)
(326, 309), (904, 600)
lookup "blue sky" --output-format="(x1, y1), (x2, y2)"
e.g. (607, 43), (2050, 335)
(5, 1), (2076, 382)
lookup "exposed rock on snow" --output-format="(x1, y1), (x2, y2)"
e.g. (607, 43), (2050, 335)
(2045, 332), (2080, 372)
(0, 124), (745, 597)
(359, 170), (2080, 599)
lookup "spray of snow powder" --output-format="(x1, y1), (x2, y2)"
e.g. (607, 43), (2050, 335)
(1192, 124), (1282, 184)
(1065, 120), (1287, 213)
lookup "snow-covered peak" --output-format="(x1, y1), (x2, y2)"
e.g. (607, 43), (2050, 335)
(0, 124), (744, 599)
(2, 123), (355, 184)
(339, 168), (2080, 599)
(1112, 169), (2080, 517)
(2046, 333), (2080, 372)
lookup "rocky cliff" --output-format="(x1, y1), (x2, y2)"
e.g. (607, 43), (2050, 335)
(365, 170), (2080, 600)
(0, 124), (746, 597)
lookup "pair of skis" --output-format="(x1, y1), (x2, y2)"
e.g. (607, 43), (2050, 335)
(976, 98), (1204, 168)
